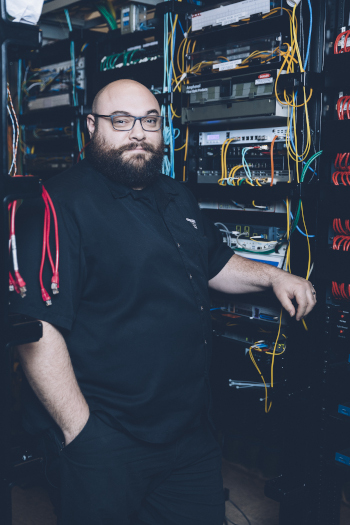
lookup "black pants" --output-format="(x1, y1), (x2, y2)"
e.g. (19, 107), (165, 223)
(39, 412), (225, 525)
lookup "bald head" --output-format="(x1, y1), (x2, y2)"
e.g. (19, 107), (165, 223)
(91, 79), (160, 115)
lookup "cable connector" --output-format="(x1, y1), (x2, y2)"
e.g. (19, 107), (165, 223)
(14, 272), (27, 298)
(259, 145), (269, 150)
(41, 288), (52, 307)
(174, 73), (187, 92)
(51, 272), (59, 294)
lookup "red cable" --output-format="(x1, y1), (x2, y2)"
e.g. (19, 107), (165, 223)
(42, 186), (59, 292)
(335, 153), (340, 169)
(77, 140), (91, 163)
(42, 191), (55, 274)
(337, 97), (343, 119)
(339, 153), (347, 169)
(344, 97), (350, 120)
(334, 30), (350, 53)
(344, 30), (350, 52)
(340, 283), (348, 300)
(345, 153), (350, 168)
(332, 171), (341, 185)
(39, 202), (52, 306)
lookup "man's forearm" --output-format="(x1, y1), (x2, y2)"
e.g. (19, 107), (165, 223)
(209, 254), (279, 295)
(17, 320), (89, 445)
(209, 254), (316, 321)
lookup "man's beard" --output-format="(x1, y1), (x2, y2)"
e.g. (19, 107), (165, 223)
(86, 131), (164, 188)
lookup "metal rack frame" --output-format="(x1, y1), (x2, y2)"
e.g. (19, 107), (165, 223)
(0, 1), (42, 522)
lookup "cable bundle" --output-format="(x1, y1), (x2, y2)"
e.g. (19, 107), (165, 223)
(332, 217), (350, 250)
(334, 30), (350, 54)
(332, 153), (350, 184)
(332, 282), (350, 301)
(9, 184), (59, 306)
(249, 310), (284, 413)
(332, 171), (350, 185)
(218, 142), (270, 186)
(333, 218), (350, 235)
(335, 153), (350, 169)
(333, 235), (350, 251)
(337, 96), (350, 120)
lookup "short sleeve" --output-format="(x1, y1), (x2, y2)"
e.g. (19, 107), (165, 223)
(8, 196), (86, 330)
(200, 210), (233, 280)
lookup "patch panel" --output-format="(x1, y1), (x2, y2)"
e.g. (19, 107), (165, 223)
(199, 127), (287, 146)
(219, 223), (284, 240)
(191, 0), (272, 32)
(199, 201), (286, 213)
(187, 33), (283, 76)
(197, 170), (289, 184)
(39, 57), (85, 89)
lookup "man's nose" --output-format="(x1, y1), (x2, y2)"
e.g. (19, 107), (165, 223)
(130, 119), (146, 141)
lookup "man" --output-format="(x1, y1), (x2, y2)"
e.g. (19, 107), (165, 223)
(11, 79), (316, 525)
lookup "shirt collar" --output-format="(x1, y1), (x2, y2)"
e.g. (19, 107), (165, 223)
(88, 160), (179, 200)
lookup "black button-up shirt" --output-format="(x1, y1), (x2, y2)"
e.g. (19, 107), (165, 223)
(9, 159), (233, 443)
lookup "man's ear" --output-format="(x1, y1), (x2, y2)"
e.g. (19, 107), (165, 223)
(86, 114), (95, 138)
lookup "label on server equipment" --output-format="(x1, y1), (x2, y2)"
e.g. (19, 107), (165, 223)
(255, 77), (273, 85)
(185, 84), (208, 94)
(213, 59), (242, 72)
(192, 0), (270, 32)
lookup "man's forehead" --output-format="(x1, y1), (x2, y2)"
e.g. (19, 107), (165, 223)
(97, 85), (160, 114)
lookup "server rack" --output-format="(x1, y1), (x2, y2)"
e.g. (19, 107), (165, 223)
(0, 1), (42, 523)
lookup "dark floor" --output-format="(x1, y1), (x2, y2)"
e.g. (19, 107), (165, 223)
(11, 459), (350, 524)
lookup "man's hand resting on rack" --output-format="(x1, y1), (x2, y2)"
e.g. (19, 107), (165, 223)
(208, 253), (316, 321)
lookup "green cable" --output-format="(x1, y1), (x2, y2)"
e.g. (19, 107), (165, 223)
(123, 50), (132, 66)
(111, 53), (121, 69)
(129, 49), (142, 65)
(290, 150), (323, 235)
(300, 150), (323, 182)
(96, 5), (117, 30)
(100, 5), (117, 29)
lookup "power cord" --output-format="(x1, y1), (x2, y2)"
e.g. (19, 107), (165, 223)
(224, 488), (251, 525)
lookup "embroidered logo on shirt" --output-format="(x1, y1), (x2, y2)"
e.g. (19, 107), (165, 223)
(186, 218), (198, 229)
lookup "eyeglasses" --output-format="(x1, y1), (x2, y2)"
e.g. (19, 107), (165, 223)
(91, 114), (164, 132)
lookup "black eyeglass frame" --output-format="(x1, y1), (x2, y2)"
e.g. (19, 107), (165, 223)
(91, 114), (164, 132)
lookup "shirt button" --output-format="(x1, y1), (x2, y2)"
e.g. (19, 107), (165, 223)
(204, 340), (207, 344)
(177, 243), (180, 247)
(200, 306), (204, 311)
(189, 274), (192, 279)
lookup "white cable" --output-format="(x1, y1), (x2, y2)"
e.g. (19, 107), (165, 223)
(7, 106), (16, 175)
(215, 222), (231, 247)
(26, 81), (42, 92)
(228, 380), (271, 389)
